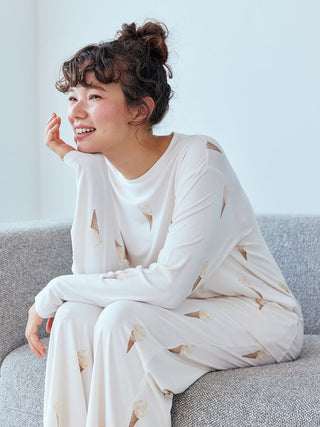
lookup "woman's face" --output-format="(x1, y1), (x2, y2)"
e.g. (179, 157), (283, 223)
(67, 73), (135, 155)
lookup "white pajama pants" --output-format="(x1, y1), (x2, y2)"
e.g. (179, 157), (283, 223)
(43, 156), (303, 427)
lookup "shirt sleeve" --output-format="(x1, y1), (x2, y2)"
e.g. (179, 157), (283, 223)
(35, 139), (239, 318)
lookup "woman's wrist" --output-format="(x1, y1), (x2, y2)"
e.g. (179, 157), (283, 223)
(58, 145), (76, 160)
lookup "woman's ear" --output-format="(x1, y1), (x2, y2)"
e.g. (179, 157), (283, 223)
(131, 97), (155, 125)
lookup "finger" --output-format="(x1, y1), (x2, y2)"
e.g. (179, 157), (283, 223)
(30, 334), (46, 356)
(46, 117), (60, 133)
(46, 123), (60, 143)
(46, 112), (56, 124)
(27, 337), (43, 358)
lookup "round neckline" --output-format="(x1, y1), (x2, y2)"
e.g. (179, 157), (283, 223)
(106, 132), (178, 184)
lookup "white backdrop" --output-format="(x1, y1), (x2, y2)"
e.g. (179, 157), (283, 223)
(1, 0), (319, 222)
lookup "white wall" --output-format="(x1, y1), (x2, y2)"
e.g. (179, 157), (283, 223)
(1, 0), (319, 222)
(0, 0), (38, 221)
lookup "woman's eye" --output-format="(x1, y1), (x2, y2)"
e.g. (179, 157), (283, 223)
(68, 96), (77, 102)
(90, 94), (101, 100)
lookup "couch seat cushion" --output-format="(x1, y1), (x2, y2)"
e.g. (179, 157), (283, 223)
(172, 334), (320, 426)
(1, 336), (319, 427)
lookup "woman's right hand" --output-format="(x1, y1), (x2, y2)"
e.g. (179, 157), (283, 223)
(45, 112), (75, 160)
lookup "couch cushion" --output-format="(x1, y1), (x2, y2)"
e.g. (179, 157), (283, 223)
(172, 334), (320, 426)
(0, 338), (48, 427)
(0, 336), (319, 427)
(257, 215), (320, 335)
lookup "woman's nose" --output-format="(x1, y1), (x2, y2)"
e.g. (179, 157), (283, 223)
(68, 100), (88, 121)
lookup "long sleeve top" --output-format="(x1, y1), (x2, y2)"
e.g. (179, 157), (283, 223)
(35, 133), (302, 319)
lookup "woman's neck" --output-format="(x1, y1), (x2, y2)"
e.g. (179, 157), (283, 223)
(103, 131), (173, 180)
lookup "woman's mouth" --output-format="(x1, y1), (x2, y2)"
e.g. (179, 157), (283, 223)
(75, 128), (96, 139)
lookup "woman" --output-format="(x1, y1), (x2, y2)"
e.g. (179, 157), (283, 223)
(25, 21), (303, 427)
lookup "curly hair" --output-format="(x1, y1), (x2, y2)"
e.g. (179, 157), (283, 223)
(56, 21), (173, 126)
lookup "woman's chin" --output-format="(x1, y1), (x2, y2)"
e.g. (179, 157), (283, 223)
(76, 144), (102, 155)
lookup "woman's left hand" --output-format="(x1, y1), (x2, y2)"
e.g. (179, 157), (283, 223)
(25, 303), (47, 358)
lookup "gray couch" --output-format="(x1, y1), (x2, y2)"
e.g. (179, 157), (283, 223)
(0, 215), (319, 427)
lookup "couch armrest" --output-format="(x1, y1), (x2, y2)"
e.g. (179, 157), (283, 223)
(0, 221), (72, 365)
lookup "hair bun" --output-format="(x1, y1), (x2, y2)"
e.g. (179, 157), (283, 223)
(116, 21), (169, 65)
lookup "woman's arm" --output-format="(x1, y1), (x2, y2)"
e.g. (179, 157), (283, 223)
(35, 141), (238, 318)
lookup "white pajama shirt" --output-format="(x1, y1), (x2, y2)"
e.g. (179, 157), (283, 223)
(35, 133), (303, 427)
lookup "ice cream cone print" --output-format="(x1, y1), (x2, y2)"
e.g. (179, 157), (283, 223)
(138, 203), (153, 230)
(239, 276), (263, 299)
(53, 402), (59, 426)
(118, 270), (134, 280)
(115, 240), (130, 269)
(184, 310), (213, 321)
(77, 350), (90, 372)
(192, 261), (209, 291)
(279, 281), (290, 293)
(169, 344), (195, 356)
(129, 400), (147, 427)
(255, 298), (265, 310)
(206, 141), (222, 153)
(192, 276), (201, 291)
(103, 273), (118, 279)
(89, 209), (103, 246)
(220, 186), (229, 217)
(103, 271), (134, 281)
(127, 324), (147, 353)
(163, 389), (173, 396)
(129, 413), (138, 427)
(242, 347), (271, 362)
(236, 244), (248, 260)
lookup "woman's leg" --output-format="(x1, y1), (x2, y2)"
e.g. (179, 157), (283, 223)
(87, 297), (303, 427)
(44, 301), (102, 427)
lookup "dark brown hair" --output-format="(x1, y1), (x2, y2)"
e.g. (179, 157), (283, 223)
(56, 21), (173, 126)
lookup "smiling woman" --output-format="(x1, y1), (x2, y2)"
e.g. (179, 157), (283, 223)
(25, 20), (303, 427)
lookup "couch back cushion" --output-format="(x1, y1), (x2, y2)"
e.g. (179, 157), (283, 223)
(257, 215), (320, 335)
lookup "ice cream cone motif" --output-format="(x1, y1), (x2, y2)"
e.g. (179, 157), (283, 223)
(242, 346), (272, 362)
(184, 310), (213, 321)
(255, 298), (265, 310)
(89, 209), (103, 246)
(239, 276), (263, 299)
(163, 389), (173, 396)
(169, 344), (195, 356)
(192, 261), (209, 291)
(127, 324), (147, 353)
(115, 240), (130, 269)
(236, 243), (248, 260)
(279, 281), (290, 293)
(138, 203), (153, 230)
(220, 186), (229, 217)
(103, 271), (134, 280)
(206, 141), (222, 153)
(53, 402), (59, 426)
(77, 350), (90, 373)
(129, 400), (147, 427)
(103, 273), (118, 279)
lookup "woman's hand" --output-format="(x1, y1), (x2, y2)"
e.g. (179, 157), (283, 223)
(45, 112), (75, 160)
(25, 303), (47, 358)
(46, 316), (55, 334)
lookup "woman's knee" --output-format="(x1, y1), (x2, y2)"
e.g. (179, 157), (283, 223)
(94, 300), (146, 338)
(53, 301), (102, 329)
